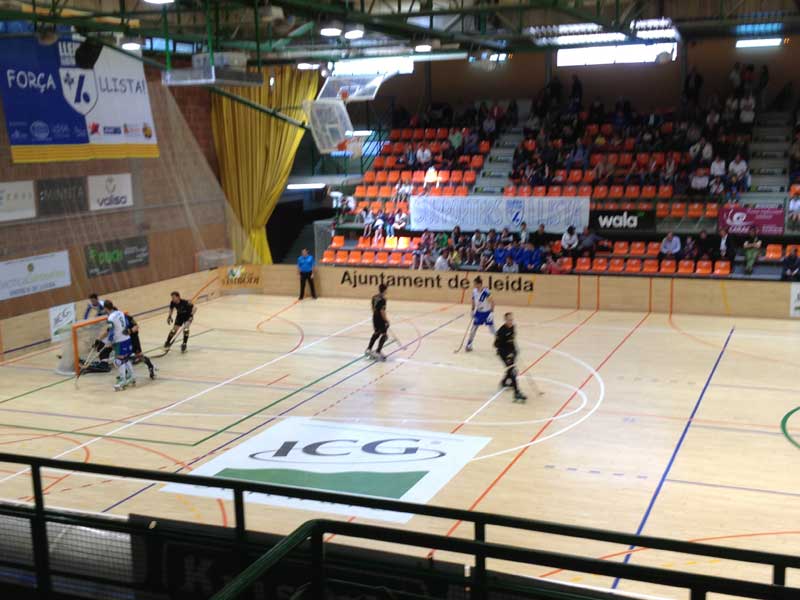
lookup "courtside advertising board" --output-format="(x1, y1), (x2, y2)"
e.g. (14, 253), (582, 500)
(163, 418), (490, 522)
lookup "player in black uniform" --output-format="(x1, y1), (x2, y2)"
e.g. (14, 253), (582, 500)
(125, 313), (156, 379)
(365, 284), (389, 361)
(494, 312), (527, 403)
(165, 291), (196, 353)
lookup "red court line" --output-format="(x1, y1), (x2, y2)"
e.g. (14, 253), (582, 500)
(440, 312), (650, 542)
(256, 300), (301, 331)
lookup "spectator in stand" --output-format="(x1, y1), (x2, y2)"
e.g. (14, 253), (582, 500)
(788, 195), (800, 231)
(739, 92), (756, 131)
(362, 208), (376, 238)
(508, 239), (523, 263)
(486, 229), (498, 247)
(482, 113), (497, 141)
(661, 153), (678, 185)
(697, 230), (712, 259)
(577, 227), (606, 257)
(434, 249), (451, 271)
(718, 227), (736, 262)
(742, 228), (762, 275)
(470, 230), (487, 265)
(729, 62), (742, 92)
(705, 108), (720, 136)
(434, 231), (450, 253)
(564, 140), (588, 170)
(710, 154), (726, 180)
(790, 132), (800, 180)
(518, 222), (530, 245)
(709, 176), (726, 201)
(398, 143), (417, 169)
(455, 234), (470, 264)
(394, 208), (408, 234)
(502, 254), (519, 273)
(448, 128), (463, 153)
(723, 94), (739, 125)
(659, 231), (682, 260)
(561, 225), (579, 258)
(493, 243), (509, 272)
(416, 144), (433, 170)
(531, 223), (547, 249)
(689, 168), (710, 197)
(373, 211), (386, 246)
(570, 75), (583, 106)
(450, 225), (462, 246)
(683, 236), (699, 260)
(593, 155), (615, 185)
(625, 159), (647, 186)
(781, 247), (800, 281)
(499, 227), (514, 245)
(542, 254), (565, 274)
(480, 242), (496, 272)
(413, 229), (435, 270)
(757, 65), (769, 107)
(689, 137), (713, 166)
(588, 97), (604, 122)
(644, 154), (661, 185)
(384, 210), (395, 238)
(728, 153), (749, 194)
(684, 66), (703, 104)
(464, 129), (480, 155)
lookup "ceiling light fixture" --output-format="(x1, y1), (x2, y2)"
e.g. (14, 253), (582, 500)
(414, 43), (432, 53)
(344, 24), (364, 40)
(735, 38), (783, 48)
(120, 37), (143, 51)
(143, 0), (174, 5)
(297, 62), (320, 70)
(320, 21), (343, 37)
(287, 183), (326, 190)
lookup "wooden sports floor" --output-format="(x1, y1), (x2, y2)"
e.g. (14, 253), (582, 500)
(1, 293), (799, 598)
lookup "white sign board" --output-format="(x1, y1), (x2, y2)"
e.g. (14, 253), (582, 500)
(791, 283), (800, 318)
(163, 418), (490, 522)
(49, 302), (76, 342)
(87, 173), (133, 211)
(409, 194), (590, 233)
(0, 180), (35, 222)
(0, 251), (71, 301)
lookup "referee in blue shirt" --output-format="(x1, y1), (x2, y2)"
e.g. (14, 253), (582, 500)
(297, 248), (317, 300)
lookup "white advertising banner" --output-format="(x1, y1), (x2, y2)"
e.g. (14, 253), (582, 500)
(49, 302), (76, 342)
(0, 180), (35, 222)
(0, 251), (71, 301)
(88, 173), (133, 211)
(163, 418), (490, 523)
(409, 194), (590, 233)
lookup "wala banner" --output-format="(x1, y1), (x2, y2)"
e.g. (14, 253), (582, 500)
(0, 36), (158, 163)
(409, 194), (589, 233)
(87, 173), (133, 211)
(0, 181), (36, 222)
(718, 205), (785, 235)
(0, 250), (71, 301)
(590, 209), (655, 232)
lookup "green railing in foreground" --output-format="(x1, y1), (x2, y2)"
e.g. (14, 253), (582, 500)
(0, 451), (798, 600)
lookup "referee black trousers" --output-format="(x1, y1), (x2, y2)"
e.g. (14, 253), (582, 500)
(299, 272), (317, 299)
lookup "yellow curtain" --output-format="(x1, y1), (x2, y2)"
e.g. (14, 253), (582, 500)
(211, 66), (318, 264)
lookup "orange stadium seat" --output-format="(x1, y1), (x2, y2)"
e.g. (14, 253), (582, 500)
(401, 128), (413, 140)
(609, 258), (625, 273)
(402, 253), (415, 267)
(412, 129), (424, 141)
(363, 171), (377, 184)
(636, 152), (650, 166)
(558, 257), (573, 271)
(625, 258), (642, 274)
(354, 185), (367, 199)
(389, 129), (402, 141)
(637, 201), (653, 211)
(765, 244), (783, 259)
(365, 185), (379, 198)
(592, 258), (608, 272)
(438, 170), (450, 184)
(670, 202), (686, 218)
(705, 203), (719, 218)
(479, 141), (491, 154)
(696, 260), (712, 276)
(624, 138), (636, 151)
(583, 170), (595, 183)
(322, 250), (335, 264)
(643, 259), (659, 273)
(361, 251), (375, 264)
(593, 185), (609, 199)
(630, 242), (646, 256)
(609, 185), (624, 199)
(375, 171), (388, 184)
(357, 236), (371, 249)
(436, 128), (449, 139)
(388, 252), (403, 266)
(424, 128), (436, 141)
(607, 153), (619, 166)
(533, 186), (547, 196)
(688, 203), (704, 218)
(714, 261), (731, 276)
(392, 142), (405, 154)
(641, 185), (657, 199)
(331, 235), (345, 248)
(375, 251), (389, 265)
(613, 241), (630, 255)
(463, 171), (477, 185)
(373, 157), (386, 170)
(625, 185), (641, 199)
(384, 237), (398, 250)
(470, 155), (484, 170)
(412, 170), (425, 184)
(604, 202), (620, 211)
(380, 143), (393, 155)
(548, 186), (562, 196)
(575, 257), (592, 272)
(791, 183), (800, 196)
(578, 185), (593, 197)
(518, 185), (532, 196)
(657, 185), (673, 199)
(621, 201), (636, 210)
(568, 170), (584, 183)
(564, 185), (578, 196)
(652, 152), (666, 166)
(647, 242), (661, 256)
(370, 201), (383, 213)
(678, 259), (695, 274)
(660, 259), (676, 274)
(443, 186), (456, 196)
(347, 251), (362, 264)
(656, 202), (670, 218)
(504, 185), (517, 196)
(334, 250), (349, 264)
(455, 185), (469, 195)
(450, 170), (463, 184)
(618, 153), (633, 168)
(429, 187), (442, 197)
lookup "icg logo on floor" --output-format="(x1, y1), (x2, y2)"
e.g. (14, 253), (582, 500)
(164, 418), (490, 522)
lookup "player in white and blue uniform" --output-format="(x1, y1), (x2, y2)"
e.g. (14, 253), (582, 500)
(84, 293), (106, 320)
(466, 276), (496, 352)
(103, 300), (135, 391)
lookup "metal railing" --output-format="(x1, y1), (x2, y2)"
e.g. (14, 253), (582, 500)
(1, 451), (799, 599)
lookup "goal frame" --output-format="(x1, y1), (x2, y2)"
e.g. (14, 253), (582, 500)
(69, 316), (106, 376)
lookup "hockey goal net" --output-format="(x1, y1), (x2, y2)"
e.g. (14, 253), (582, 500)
(55, 316), (107, 376)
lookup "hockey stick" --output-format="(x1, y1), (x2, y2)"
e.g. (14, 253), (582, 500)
(521, 366), (545, 396)
(388, 327), (403, 349)
(149, 323), (186, 359)
(453, 315), (473, 353)
(74, 347), (100, 389)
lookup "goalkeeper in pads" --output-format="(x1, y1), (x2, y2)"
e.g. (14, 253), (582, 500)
(494, 312), (527, 403)
(165, 291), (196, 353)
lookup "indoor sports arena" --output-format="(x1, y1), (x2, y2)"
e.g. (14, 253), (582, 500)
(1, 2), (800, 599)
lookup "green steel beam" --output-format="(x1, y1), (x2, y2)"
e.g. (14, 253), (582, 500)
(208, 85), (308, 129)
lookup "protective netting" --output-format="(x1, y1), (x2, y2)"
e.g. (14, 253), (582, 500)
(55, 318), (106, 376)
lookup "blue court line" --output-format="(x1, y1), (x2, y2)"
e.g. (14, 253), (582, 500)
(101, 312), (462, 514)
(666, 478), (800, 499)
(611, 326), (735, 589)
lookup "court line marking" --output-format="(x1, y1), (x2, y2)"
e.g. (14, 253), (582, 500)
(612, 326), (735, 589)
(439, 311), (648, 544)
(0, 318), (371, 486)
(99, 312), (464, 514)
(666, 478), (800, 499)
(780, 406), (800, 451)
